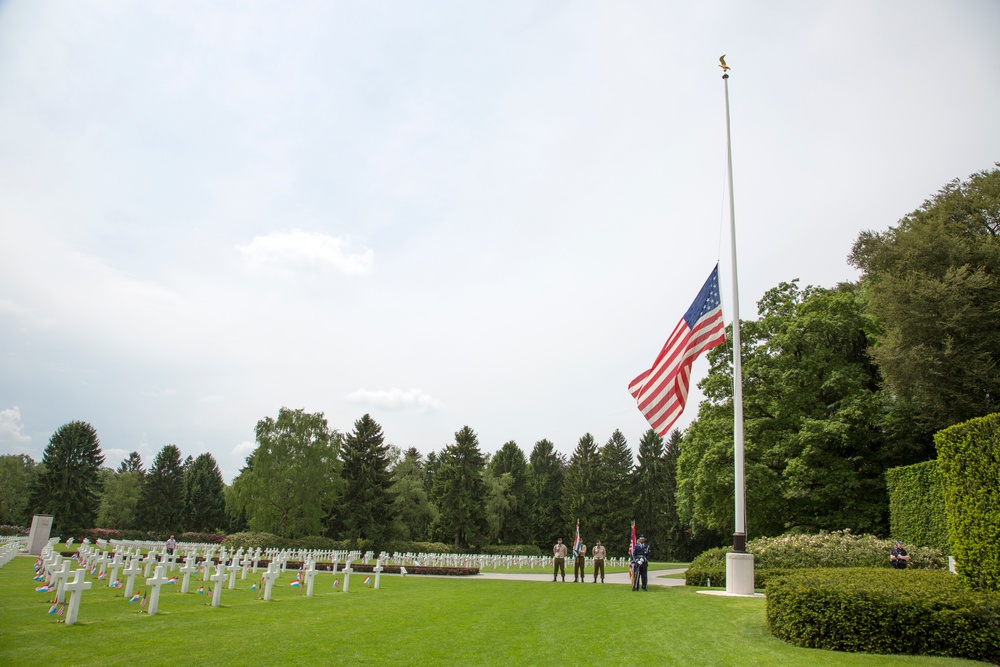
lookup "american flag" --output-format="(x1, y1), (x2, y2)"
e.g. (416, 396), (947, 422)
(629, 265), (726, 436)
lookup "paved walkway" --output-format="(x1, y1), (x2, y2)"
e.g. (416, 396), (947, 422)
(474, 568), (687, 587)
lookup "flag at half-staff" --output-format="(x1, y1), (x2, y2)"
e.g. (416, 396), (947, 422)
(629, 264), (726, 436)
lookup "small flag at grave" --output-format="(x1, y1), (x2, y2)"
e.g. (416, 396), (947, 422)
(33, 574), (44, 581)
(57, 604), (65, 617)
(332, 580), (339, 589)
(111, 580), (122, 588)
(48, 601), (59, 615)
(197, 585), (205, 594)
(129, 593), (141, 604)
(91, 566), (97, 575)
(140, 592), (147, 607)
(363, 576), (371, 586)
(290, 580), (300, 587)
(166, 577), (177, 585)
(250, 583), (257, 591)
(36, 584), (52, 593)
(98, 572), (107, 580)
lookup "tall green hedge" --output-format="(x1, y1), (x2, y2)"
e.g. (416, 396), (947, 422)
(766, 568), (1000, 662)
(885, 460), (949, 553)
(935, 412), (1000, 592)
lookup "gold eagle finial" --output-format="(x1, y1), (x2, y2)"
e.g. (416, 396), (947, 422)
(719, 55), (730, 72)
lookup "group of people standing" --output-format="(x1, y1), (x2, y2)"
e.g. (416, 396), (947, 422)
(552, 535), (650, 591)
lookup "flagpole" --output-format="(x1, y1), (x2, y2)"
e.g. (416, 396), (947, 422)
(721, 57), (755, 596)
(722, 69), (746, 554)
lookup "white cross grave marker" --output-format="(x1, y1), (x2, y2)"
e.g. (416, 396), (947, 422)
(123, 557), (142, 599)
(145, 565), (171, 615)
(373, 561), (383, 590)
(51, 560), (74, 604)
(343, 561), (353, 592)
(226, 557), (239, 590)
(261, 563), (280, 601)
(142, 551), (156, 577)
(210, 564), (227, 607)
(108, 553), (124, 587)
(63, 569), (92, 626)
(303, 561), (318, 597)
(179, 556), (199, 594)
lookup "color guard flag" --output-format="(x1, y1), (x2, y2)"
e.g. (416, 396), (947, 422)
(629, 265), (726, 437)
(572, 520), (582, 558)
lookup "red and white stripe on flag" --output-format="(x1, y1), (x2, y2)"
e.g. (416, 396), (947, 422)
(630, 265), (726, 437)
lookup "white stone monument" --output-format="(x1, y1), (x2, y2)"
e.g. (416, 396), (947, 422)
(27, 515), (54, 556)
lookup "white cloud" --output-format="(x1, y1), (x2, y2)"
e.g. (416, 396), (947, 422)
(232, 440), (255, 455)
(0, 406), (31, 444)
(238, 230), (374, 277)
(346, 388), (444, 411)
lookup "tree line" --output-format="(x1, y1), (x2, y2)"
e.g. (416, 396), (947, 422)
(3, 165), (997, 557)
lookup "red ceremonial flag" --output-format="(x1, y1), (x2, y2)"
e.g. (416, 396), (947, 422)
(629, 520), (637, 559)
(629, 265), (726, 437)
(572, 520), (582, 558)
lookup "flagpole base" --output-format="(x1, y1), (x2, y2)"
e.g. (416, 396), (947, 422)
(733, 532), (746, 553)
(725, 552), (755, 596)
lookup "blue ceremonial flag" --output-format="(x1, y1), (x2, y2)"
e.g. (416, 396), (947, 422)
(629, 264), (726, 437)
(572, 520), (582, 558)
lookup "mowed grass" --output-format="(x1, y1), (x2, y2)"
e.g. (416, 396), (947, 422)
(0, 557), (988, 667)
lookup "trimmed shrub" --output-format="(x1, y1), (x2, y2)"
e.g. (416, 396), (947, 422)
(885, 460), (949, 553)
(935, 412), (1000, 592)
(177, 532), (226, 544)
(685, 530), (947, 587)
(223, 531), (284, 550)
(0, 525), (29, 536)
(766, 568), (1000, 662)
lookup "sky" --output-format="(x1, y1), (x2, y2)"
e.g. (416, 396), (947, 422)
(1, 1), (998, 483)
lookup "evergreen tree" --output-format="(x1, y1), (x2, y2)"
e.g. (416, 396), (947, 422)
(137, 445), (186, 533)
(431, 426), (488, 549)
(526, 439), (564, 547)
(28, 421), (104, 535)
(389, 448), (436, 541)
(117, 451), (144, 475)
(561, 433), (599, 537)
(184, 453), (227, 533)
(595, 429), (633, 553)
(487, 441), (530, 544)
(632, 429), (687, 559)
(335, 414), (395, 543)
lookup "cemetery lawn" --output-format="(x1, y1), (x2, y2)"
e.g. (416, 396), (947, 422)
(0, 557), (988, 667)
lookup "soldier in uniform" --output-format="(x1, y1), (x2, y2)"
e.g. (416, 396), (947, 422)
(573, 541), (587, 582)
(552, 538), (567, 582)
(591, 540), (607, 583)
(631, 535), (651, 591)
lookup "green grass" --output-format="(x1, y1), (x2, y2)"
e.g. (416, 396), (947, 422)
(0, 556), (988, 666)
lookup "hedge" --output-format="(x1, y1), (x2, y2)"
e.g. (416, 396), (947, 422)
(935, 412), (1000, 593)
(766, 568), (1000, 662)
(685, 530), (947, 588)
(885, 460), (949, 553)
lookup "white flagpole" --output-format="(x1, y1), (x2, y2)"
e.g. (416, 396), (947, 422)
(721, 57), (755, 596)
(722, 68), (746, 553)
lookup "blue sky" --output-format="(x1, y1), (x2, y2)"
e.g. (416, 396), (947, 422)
(1, 0), (998, 482)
